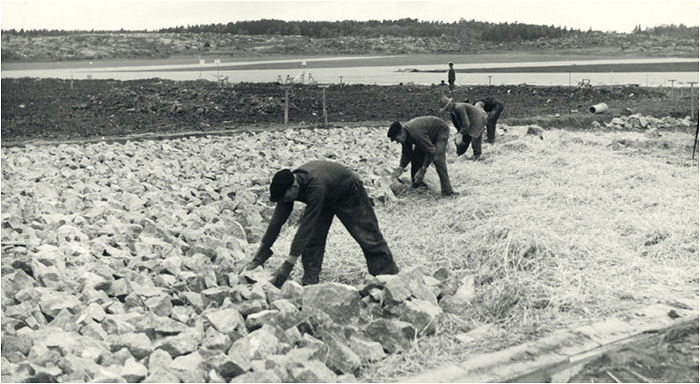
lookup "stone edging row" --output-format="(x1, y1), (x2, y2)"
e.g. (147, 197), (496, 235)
(403, 300), (698, 383)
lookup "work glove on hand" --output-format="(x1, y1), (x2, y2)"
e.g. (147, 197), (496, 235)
(413, 167), (427, 186)
(245, 248), (273, 271)
(390, 167), (404, 179)
(270, 256), (298, 288)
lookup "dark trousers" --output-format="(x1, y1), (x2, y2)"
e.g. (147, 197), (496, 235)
(301, 179), (398, 285)
(409, 138), (453, 195)
(456, 133), (482, 158)
(486, 104), (504, 142)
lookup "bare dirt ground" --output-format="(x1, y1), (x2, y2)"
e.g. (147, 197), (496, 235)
(1, 78), (690, 144)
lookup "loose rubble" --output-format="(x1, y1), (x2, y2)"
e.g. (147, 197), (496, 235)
(593, 114), (694, 130)
(0, 128), (483, 382)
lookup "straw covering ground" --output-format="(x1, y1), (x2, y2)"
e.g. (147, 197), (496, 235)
(2, 120), (697, 381)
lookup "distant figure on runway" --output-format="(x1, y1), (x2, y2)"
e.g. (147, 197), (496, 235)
(447, 62), (456, 92)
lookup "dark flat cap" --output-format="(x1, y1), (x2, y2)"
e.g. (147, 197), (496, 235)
(269, 169), (295, 202)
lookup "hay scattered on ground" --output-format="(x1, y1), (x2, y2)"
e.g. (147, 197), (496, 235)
(270, 125), (698, 381)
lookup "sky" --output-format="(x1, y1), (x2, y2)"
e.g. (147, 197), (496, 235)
(1, 0), (698, 33)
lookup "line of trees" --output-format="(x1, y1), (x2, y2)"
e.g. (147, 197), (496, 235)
(156, 18), (577, 41)
(632, 23), (699, 39)
(2, 20), (697, 42)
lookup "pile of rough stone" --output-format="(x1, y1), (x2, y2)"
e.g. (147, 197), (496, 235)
(2, 250), (474, 383)
(591, 114), (694, 130)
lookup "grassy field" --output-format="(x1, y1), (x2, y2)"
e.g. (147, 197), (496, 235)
(263, 125), (699, 380)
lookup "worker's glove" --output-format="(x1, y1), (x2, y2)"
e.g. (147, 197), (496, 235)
(390, 167), (404, 179)
(413, 167), (427, 186)
(454, 134), (464, 147)
(270, 255), (299, 288)
(244, 259), (262, 271)
(245, 248), (273, 271)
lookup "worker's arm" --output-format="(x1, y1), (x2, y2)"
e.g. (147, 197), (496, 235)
(398, 142), (412, 169)
(249, 201), (293, 267)
(288, 183), (326, 257)
(454, 108), (471, 136)
(411, 129), (437, 169)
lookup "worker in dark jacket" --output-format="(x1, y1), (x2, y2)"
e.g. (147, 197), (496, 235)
(440, 95), (487, 160)
(246, 160), (399, 287)
(475, 96), (505, 143)
(388, 116), (455, 196)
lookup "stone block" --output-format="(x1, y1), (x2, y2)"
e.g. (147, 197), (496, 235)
(204, 307), (245, 334)
(364, 319), (416, 353)
(245, 309), (281, 331)
(302, 282), (361, 324)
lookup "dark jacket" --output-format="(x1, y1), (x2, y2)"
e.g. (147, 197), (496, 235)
(448, 68), (456, 82)
(449, 102), (486, 138)
(259, 161), (359, 257)
(479, 96), (504, 113)
(398, 116), (450, 169)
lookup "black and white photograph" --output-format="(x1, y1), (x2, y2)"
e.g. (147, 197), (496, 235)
(1, 0), (698, 382)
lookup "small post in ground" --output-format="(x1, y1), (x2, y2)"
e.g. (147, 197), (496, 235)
(284, 87), (289, 125)
(320, 84), (330, 126)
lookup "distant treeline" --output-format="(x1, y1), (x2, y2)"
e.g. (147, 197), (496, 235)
(632, 23), (699, 38)
(3, 19), (698, 42)
(157, 18), (576, 42)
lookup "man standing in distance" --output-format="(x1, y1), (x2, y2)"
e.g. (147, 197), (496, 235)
(447, 62), (456, 92)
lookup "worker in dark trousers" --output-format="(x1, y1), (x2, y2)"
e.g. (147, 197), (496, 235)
(475, 96), (504, 144)
(246, 160), (399, 287)
(387, 116), (456, 197)
(440, 95), (487, 160)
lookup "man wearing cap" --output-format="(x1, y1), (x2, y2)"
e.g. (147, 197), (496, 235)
(447, 62), (456, 92)
(475, 96), (505, 144)
(440, 95), (487, 160)
(387, 116), (455, 196)
(246, 160), (399, 287)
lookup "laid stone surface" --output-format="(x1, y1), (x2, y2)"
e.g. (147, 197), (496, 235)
(155, 329), (201, 358)
(217, 349), (252, 379)
(204, 307), (245, 334)
(121, 357), (148, 383)
(280, 280), (304, 305)
(229, 326), (281, 360)
(143, 366), (180, 383)
(201, 327), (232, 354)
(323, 332), (362, 375)
(105, 332), (153, 360)
(348, 335), (387, 364)
(364, 318), (416, 353)
(387, 298), (443, 336)
(290, 360), (339, 383)
(229, 370), (281, 383)
(271, 298), (299, 313)
(38, 291), (82, 318)
(148, 348), (173, 371)
(1, 334), (33, 361)
(302, 282), (361, 324)
(245, 309), (281, 331)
